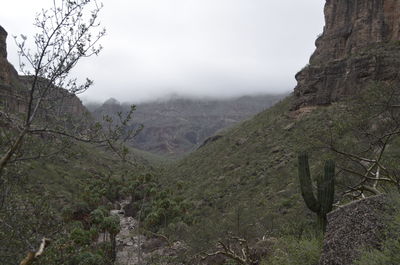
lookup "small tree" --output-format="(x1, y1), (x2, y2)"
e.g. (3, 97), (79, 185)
(0, 1), (108, 263)
(325, 83), (400, 199)
(0, 0), (105, 176)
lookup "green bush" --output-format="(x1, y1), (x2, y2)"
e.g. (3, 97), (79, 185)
(70, 227), (93, 246)
(101, 215), (120, 234)
(267, 236), (321, 265)
(68, 251), (106, 265)
(90, 207), (108, 225)
(355, 239), (400, 265)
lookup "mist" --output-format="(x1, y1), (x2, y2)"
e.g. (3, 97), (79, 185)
(1, 0), (325, 103)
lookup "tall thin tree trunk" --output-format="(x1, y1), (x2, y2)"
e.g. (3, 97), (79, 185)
(0, 128), (28, 176)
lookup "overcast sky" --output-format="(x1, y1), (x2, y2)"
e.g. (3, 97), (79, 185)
(1, 0), (325, 103)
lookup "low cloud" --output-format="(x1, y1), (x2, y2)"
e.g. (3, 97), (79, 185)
(2, 0), (325, 103)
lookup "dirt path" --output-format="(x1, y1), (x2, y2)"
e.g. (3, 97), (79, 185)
(111, 200), (145, 265)
(111, 199), (185, 265)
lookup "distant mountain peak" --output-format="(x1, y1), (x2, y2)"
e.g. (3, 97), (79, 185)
(91, 94), (286, 157)
(103, 97), (121, 106)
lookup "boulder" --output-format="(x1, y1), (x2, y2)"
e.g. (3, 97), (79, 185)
(320, 195), (390, 265)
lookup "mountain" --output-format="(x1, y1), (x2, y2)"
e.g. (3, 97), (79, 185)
(159, 1), (400, 264)
(89, 94), (286, 157)
(3, 0), (400, 263)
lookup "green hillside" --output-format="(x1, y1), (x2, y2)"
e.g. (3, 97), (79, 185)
(160, 92), (397, 258)
(0, 135), (155, 264)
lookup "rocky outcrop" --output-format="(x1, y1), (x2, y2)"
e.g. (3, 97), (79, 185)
(0, 26), (7, 59)
(0, 25), (87, 116)
(293, 0), (400, 109)
(0, 26), (26, 113)
(319, 195), (389, 265)
(19, 76), (88, 115)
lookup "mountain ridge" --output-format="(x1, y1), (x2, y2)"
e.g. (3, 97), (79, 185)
(89, 93), (286, 157)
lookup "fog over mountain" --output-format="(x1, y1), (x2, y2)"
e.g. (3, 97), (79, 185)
(1, 0), (325, 103)
(88, 93), (287, 156)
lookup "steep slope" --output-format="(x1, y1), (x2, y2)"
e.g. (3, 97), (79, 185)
(90, 94), (285, 157)
(0, 24), (154, 205)
(0, 25), (154, 264)
(164, 96), (337, 236)
(161, 0), (400, 260)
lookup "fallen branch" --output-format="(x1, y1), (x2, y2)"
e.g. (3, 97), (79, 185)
(19, 237), (50, 265)
(201, 237), (256, 265)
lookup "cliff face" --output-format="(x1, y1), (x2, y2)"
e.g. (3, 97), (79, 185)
(0, 25), (18, 85)
(0, 25), (25, 113)
(0, 25), (87, 116)
(0, 26), (7, 59)
(293, 0), (400, 109)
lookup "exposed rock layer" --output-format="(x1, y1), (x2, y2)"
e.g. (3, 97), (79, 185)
(0, 25), (87, 115)
(0, 26), (7, 59)
(294, 0), (400, 109)
(0, 26), (25, 113)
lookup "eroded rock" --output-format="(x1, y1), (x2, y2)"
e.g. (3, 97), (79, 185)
(293, 0), (400, 109)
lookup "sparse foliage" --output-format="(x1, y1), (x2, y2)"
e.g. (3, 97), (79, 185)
(0, 0), (105, 176)
(0, 0), (111, 263)
(325, 83), (400, 199)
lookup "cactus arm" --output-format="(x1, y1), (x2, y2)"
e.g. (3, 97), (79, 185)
(298, 152), (320, 213)
(318, 160), (335, 215)
(317, 160), (335, 233)
(298, 152), (335, 234)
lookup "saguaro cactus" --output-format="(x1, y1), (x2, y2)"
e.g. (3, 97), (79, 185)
(298, 152), (335, 233)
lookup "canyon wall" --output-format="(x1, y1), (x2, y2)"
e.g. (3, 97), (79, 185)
(0, 25), (87, 116)
(0, 25), (25, 113)
(293, 0), (400, 109)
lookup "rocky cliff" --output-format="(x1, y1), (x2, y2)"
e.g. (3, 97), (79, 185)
(0, 26), (7, 59)
(0, 25), (87, 116)
(0, 25), (24, 112)
(293, 0), (400, 109)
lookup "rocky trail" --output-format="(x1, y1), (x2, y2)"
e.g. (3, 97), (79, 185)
(109, 199), (185, 265)
(111, 200), (140, 265)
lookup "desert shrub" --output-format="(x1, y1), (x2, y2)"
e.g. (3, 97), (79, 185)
(67, 251), (106, 265)
(267, 236), (321, 265)
(355, 239), (400, 265)
(70, 227), (93, 246)
(90, 207), (108, 225)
